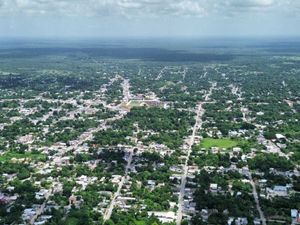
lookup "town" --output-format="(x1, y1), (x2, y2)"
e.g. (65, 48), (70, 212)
(0, 45), (299, 225)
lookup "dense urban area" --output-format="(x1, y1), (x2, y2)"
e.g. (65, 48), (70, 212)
(0, 41), (299, 225)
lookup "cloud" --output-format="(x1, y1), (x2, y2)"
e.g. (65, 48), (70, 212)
(0, 0), (206, 17)
(0, 0), (300, 38)
(226, 0), (275, 8)
(0, 0), (299, 19)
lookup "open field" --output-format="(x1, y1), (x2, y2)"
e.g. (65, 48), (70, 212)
(128, 100), (145, 107)
(200, 138), (239, 149)
(0, 151), (46, 162)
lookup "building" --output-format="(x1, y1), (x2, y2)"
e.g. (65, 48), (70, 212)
(267, 185), (288, 198)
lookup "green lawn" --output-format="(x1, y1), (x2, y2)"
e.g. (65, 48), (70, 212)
(200, 138), (238, 149)
(0, 151), (46, 162)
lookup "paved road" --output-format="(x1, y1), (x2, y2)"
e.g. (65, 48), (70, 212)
(103, 150), (133, 221)
(28, 77), (129, 224)
(176, 84), (215, 225)
(249, 171), (267, 225)
(103, 101), (135, 221)
(182, 68), (188, 80)
(29, 188), (53, 224)
(30, 107), (127, 223)
(176, 102), (204, 225)
(155, 66), (166, 80)
(122, 79), (130, 103)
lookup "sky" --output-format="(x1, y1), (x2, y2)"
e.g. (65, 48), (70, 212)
(0, 0), (300, 38)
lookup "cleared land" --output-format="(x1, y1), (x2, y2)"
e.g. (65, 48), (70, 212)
(0, 151), (46, 162)
(200, 138), (239, 149)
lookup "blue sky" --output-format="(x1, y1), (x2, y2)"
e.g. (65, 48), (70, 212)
(0, 0), (300, 38)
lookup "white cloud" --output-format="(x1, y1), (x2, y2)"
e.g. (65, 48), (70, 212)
(0, 0), (298, 19)
(0, 0), (300, 37)
(226, 0), (275, 8)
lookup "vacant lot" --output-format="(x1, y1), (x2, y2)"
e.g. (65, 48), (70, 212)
(0, 151), (46, 162)
(200, 138), (238, 149)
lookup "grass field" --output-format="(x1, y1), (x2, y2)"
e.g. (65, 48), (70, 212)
(121, 100), (144, 110)
(128, 100), (145, 107)
(200, 138), (238, 149)
(0, 151), (46, 162)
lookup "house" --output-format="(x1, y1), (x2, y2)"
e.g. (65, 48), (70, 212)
(0, 193), (17, 204)
(170, 166), (183, 173)
(147, 211), (176, 223)
(22, 207), (38, 222)
(229, 130), (239, 137)
(267, 185), (288, 198)
(274, 185), (288, 193)
(201, 209), (209, 221)
(228, 218), (235, 225)
(169, 202), (177, 209)
(69, 194), (77, 205)
(188, 165), (200, 174)
(258, 179), (267, 187)
(228, 217), (248, 225)
(291, 209), (298, 218)
(275, 133), (286, 140)
(17, 134), (34, 144)
(232, 147), (242, 153)
(147, 180), (156, 190)
(253, 218), (261, 225)
(35, 189), (49, 200)
(116, 196), (136, 211)
(291, 209), (300, 224)
(34, 215), (52, 225)
(76, 175), (97, 190)
(236, 217), (248, 225)
(210, 183), (218, 193)
(240, 167), (250, 176)
(211, 147), (220, 154)
(111, 175), (122, 184)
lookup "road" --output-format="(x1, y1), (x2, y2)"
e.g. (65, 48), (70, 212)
(122, 79), (130, 103)
(241, 107), (249, 123)
(176, 102), (204, 225)
(200, 71), (207, 79)
(249, 171), (267, 225)
(176, 83), (215, 225)
(182, 67), (188, 80)
(155, 66), (167, 80)
(103, 149), (134, 221)
(29, 188), (53, 224)
(29, 110), (127, 223)
(103, 77), (134, 221)
(26, 76), (131, 224)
